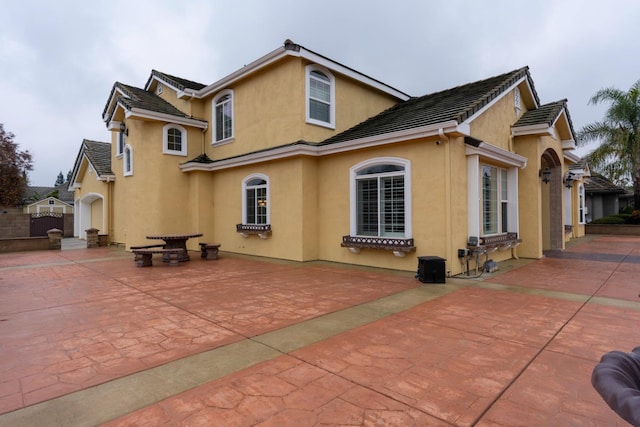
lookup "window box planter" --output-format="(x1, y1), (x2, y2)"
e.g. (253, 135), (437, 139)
(341, 235), (416, 257)
(236, 224), (271, 239)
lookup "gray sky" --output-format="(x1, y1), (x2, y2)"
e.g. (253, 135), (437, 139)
(1, 0), (639, 186)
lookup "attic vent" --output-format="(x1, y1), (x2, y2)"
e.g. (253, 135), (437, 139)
(514, 87), (521, 116)
(156, 82), (163, 95)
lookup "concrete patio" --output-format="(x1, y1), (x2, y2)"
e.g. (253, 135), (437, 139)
(1, 235), (639, 426)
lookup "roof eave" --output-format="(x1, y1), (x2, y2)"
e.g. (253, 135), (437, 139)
(124, 108), (209, 129)
(180, 121), (466, 172)
(194, 43), (409, 101)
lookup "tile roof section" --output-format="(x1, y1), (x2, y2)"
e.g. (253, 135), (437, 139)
(584, 174), (627, 194)
(146, 70), (207, 92)
(321, 67), (535, 145)
(83, 139), (113, 176)
(512, 99), (574, 130)
(115, 83), (195, 119)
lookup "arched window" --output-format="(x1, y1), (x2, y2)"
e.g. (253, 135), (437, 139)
(350, 158), (411, 238)
(306, 65), (335, 128)
(213, 90), (234, 143)
(242, 174), (269, 225)
(163, 124), (187, 156)
(123, 144), (133, 176)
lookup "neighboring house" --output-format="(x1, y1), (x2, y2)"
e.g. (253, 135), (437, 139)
(69, 39), (584, 275)
(583, 173), (627, 223)
(23, 184), (75, 214)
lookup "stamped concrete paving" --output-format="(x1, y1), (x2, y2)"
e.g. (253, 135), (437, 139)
(2, 235), (640, 425)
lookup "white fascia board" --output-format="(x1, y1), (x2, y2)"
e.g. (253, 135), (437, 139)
(564, 151), (581, 163)
(299, 48), (410, 101)
(144, 75), (183, 94)
(196, 46), (288, 98)
(465, 142), (528, 168)
(125, 108), (209, 129)
(318, 121), (463, 156)
(192, 46), (409, 101)
(97, 175), (116, 182)
(180, 121), (464, 172)
(511, 124), (555, 137)
(463, 76), (528, 125)
(562, 139), (577, 150)
(103, 88), (130, 122)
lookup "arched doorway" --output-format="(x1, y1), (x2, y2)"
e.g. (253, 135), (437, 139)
(75, 193), (105, 239)
(540, 149), (563, 252)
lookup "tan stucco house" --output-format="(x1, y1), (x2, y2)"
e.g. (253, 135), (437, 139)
(69, 40), (587, 275)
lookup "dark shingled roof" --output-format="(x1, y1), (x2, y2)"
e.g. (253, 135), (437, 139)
(512, 99), (576, 138)
(584, 174), (627, 194)
(115, 83), (195, 119)
(24, 183), (75, 204)
(569, 158), (588, 172)
(322, 67), (536, 145)
(83, 139), (113, 176)
(146, 70), (207, 92)
(185, 153), (214, 164)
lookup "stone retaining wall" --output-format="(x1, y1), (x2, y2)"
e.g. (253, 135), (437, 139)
(585, 224), (640, 236)
(0, 229), (62, 253)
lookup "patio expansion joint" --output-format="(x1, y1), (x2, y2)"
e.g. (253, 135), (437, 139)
(0, 280), (463, 426)
(468, 246), (634, 425)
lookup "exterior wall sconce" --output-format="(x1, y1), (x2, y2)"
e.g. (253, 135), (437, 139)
(563, 173), (575, 188)
(539, 167), (551, 184)
(119, 121), (128, 136)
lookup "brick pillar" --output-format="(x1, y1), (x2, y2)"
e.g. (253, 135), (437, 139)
(85, 228), (100, 248)
(47, 228), (63, 250)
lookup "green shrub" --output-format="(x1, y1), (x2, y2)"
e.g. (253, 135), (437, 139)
(590, 216), (627, 224)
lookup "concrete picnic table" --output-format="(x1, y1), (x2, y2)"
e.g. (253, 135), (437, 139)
(146, 232), (203, 262)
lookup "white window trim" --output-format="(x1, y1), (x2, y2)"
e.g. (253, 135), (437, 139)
(212, 89), (234, 146)
(305, 64), (335, 129)
(349, 157), (412, 238)
(242, 173), (270, 225)
(163, 124), (187, 156)
(578, 183), (586, 224)
(116, 129), (126, 157)
(467, 155), (519, 238)
(123, 144), (133, 176)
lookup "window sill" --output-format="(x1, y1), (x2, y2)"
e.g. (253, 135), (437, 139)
(305, 118), (335, 130)
(212, 137), (234, 147)
(468, 232), (522, 257)
(341, 235), (416, 257)
(236, 224), (271, 239)
(162, 150), (187, 157)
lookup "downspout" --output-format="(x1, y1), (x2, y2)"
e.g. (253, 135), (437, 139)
(439, 128), (452, 275)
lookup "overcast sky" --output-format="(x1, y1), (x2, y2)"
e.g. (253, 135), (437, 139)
(1, 0), (639, 186)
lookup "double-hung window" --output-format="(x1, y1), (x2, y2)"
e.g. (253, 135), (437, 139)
(243, 175), (269, 225)
(163, 124), (187, 156)
(214, 90), (233, 143)
(351, 159), (411, 238)
(482, 165), (508, 235)
(306, 65), (335, 128)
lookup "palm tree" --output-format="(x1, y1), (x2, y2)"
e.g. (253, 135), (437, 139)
(578, 80), (640, 209)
